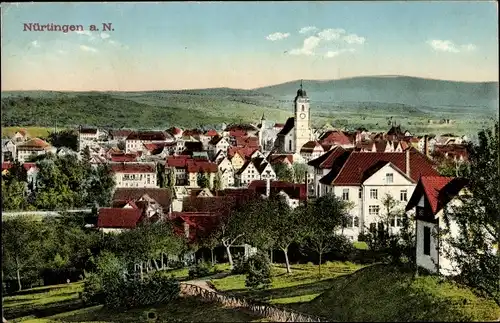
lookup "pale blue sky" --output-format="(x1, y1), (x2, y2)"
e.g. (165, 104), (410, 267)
(1, 2), (498, 91)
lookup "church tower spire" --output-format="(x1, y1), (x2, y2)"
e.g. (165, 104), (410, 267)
(293, 80), (312, 153)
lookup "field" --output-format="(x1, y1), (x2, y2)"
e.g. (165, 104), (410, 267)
(1, 127), (55, 139)
(3, 262), (499, 322)
(2, 76), (497, 137)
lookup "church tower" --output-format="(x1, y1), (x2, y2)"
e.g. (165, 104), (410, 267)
(259, 113), (266, 151)
(294, 80), (311, 153)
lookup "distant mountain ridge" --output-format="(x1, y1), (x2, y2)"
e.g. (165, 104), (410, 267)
(254, 75), (498, 111)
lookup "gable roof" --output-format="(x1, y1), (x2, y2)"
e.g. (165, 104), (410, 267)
(109, 129), (133, 138)
(110, 153), (138, 162)
(300, 140), (322, 153)
(405, 176), (469, 215)
(186, 160), (218, 173)
(16, 138), (50, 150)
(321, 149), (439, 186)
(277, 117), (295, 136)
(319, 130), (352, 146)
(208, 135), (224, 146)
(109, 162), (156, 173)
(113, 188), (172, 208)
(308, 146), (351, 169)
(126, 131), (167, 141)
(80, 127), (98, 134)
(97, 208), (144, 229)
(268, 154), (294, 165)
(205, 129), (219, 137)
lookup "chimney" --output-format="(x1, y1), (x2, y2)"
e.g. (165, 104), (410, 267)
(266, 177), (271, 197)
(424, 135), (429, 157)
(405, 148), (411, 178)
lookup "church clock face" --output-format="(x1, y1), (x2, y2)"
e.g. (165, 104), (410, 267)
(299, 113), (306, 119)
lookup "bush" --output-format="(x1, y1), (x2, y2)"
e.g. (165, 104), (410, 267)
(245, 251), (272, 291)
(188, 261), (214, 279)
(81, 272), (105, 305)
(231, 256), (247, 275)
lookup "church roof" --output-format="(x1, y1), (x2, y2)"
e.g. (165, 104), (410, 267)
(277, 117), (295, 136)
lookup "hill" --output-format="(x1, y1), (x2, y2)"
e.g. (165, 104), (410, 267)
(256, 76), (498, 115)
(297, 264), (500, 322)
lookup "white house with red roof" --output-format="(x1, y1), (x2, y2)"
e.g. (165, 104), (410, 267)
(16, 138), (52, 163)
(317, 148), (440, 241)
(235, 157), (276, 187)
(125, 131), (174, 154)
(2, 139), (17, 163)
(186, 160), (219, 188)
(405, 176), (469, 276)
(110, 162), (157, 188)
(248, 180), (306, 209)
(208, 136), (231, 157)
(97, 207), (145, 233)
(217, 156), (234, 188)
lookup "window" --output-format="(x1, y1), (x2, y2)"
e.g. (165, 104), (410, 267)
(423, 226), (431, 255)
(358, 187), (362, 199)
(400, 190), (408, 201)
(344, 216), (353, 228)
(369, 205), (380, 216)
(301, 105), (305, 111)
(386, 173), (394, 184)
(289, 140), (292, 151)
(342, 189), (349, 201)
(370, 189), (378, 200)
(354, 216), (359, 227)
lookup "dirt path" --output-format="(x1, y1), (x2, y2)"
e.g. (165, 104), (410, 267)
(183, 271), (230, 292)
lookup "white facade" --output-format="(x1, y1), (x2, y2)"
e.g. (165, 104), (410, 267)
(17, 149), (46, 163)
(209, 137), (230, 156)
(294, 93), (312, 154)
(319, 163), (415, 241)
(218, 157), (235, 188)
(114, 171), (157, 188)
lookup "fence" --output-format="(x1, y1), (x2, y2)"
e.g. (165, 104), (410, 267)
(180, 283), (325, 322)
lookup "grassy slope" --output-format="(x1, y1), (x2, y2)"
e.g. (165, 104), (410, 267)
(211, 262), (363, 306)
(296, 264), (500, 322)
(1, 126), (54, 139)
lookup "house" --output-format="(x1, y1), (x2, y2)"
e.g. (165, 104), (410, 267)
(2, 139), (17, 162)
(166, 127), (183, 139)
(318, 130), (353, 148)
(12, 129), (29, 143)
(97, 208), (145, 233)
(112, 187), (173, 214)
(186, 160), (218, 188)
(110, 162), (158, 188)
(299, 141), (325, 161)
(16, 138), (51, 163)
(405, 176), (469, 276)
(267, 154), (294, 169)
(56, 147), (78, 158)
(78, 127), (100, 151)
(125, 131), (174, 153)
(318, 148), (440, 241)
(235, 157), (276, 187)
(248, 179), (306, 209)
(217, 156), (235, 188)
(169, 212), (219, 243)
(166, 155), (192, 186)
(208, 136), (230, 157)
(212, 150), (227, 164)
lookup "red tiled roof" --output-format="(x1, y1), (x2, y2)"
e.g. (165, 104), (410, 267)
(169, 212), (220, 242)
(167, 127), (183, 135)
(17, 129), (27, 136)
(109, 129), (133, 138)
(319, 130), (352, 146)
(325, 149), (439, 186)
(406, 176), (469, 216)
(109, 163), (156, 173)
(16, 138), (50, 150)
(205, 129), (218, 137)
(182, 129), (203, 137)
(126, 131), (167, 141)
(228, 146), (257, 159)
(97, 208), (144, 229)
(110, 153), (138, 162)
(268, 154), (293, 165)
(300, 141), (322, 153)
(236, 136), (259, 148)
(308, 146), (351, 169)
(248, 180), (307, 200)
(230, 129), (247, 137)
(166, 156), (192, 168)
(112, 188), (172, 208)
(186, 160), (218, 173)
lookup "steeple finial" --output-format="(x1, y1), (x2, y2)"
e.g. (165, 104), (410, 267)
(300, 79), (303, 91)
(261, 112), (265, 121)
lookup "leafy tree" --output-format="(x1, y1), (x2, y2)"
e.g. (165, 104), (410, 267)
(2, 179), (28, 211)
(2, 217), (44, 291)
(165, 167), (176, 188)
(197, 172), (210, 188)
(47, 130), (78, 151)
(301, 194), (353, 276)
(444, 122), (499, 305)
(34, 159), (74, 210)
(216, 209), (249, 269)
(201, 231), (220, 265)
(273, 163), (294, 182)
(86, 164), (116, 207)
(3, 160), (27, 183)
(157, 163), (165, 188)
(437, 159), (470, 178)
(292, 162), (308, 184)
(82, 146), (91, 163)
(245, 251), (272, 291)
(213, 171), (223, 191)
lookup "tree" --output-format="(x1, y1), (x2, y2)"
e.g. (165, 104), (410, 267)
(217, 209), (250, 269)
(2, 217), (44, 291)
(201, 231), (220, 265)
(245, 251), (272, 291)
(292, 163), (308, 184)
(2, 179), (28, 211)
(197, 172), (209, 189)
(47, 130), (78, 151)
(117, 141), (126, 151)
(3, 160), (28, 183)
(213, 171), (223, 191)
(301, 194), (353, 277)
(437, 159), (470, 178)
(273, 163), (294, 182)
(34, 159), (74, 210)
(86, 164), (116, 207)
(444, 122), (499, 305)
(165, 167), (176, 188)
(273, 200), (304, 274)
(157, 163), (165, 188)
(82, 146), (91, 163)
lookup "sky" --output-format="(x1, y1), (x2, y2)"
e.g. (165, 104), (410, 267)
(1, 2), (498, 91)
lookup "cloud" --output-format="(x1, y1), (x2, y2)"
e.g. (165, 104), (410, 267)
(31, 40), (40, 48)
(266, 32), (290, 41)
(289, 36), (320, 56)
(299, 26), (318, 34)
(100, 32), (110, 39)
(80, 45), (98, 53)
(343, 34), (365, 45)
(324, 48), (355, 58)
(317, 28), (346, 41)
(427, 39), (460, 53)
(57, 50), (67, 55)
(462, 43), (476, 51)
